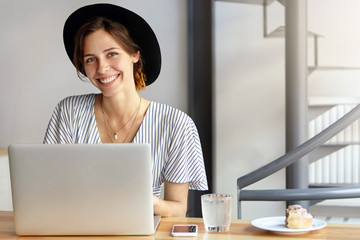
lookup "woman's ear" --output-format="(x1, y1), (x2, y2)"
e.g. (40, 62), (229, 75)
(132, 50), (140, 63)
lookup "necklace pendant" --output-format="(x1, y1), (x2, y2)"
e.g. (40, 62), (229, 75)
(114, 133), (118, 140)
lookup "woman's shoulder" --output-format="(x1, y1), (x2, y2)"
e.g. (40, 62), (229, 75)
(59, 93), (96, 104)
(150, 102), (188, 116)
(56, 93), (96, 108)
(149, 102), (193, 124)
(54, 93), (97, 114)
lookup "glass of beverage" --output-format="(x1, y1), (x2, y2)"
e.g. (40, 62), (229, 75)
(201, 193), (232, 232)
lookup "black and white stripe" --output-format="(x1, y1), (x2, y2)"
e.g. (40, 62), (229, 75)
(44, 94), (208, 196)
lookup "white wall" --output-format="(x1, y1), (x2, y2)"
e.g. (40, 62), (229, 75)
(0, 0), (188, 148)
(308, 0), (360, 98)
(214, 1), (286, 220)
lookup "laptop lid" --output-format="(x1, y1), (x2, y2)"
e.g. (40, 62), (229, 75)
(9, 143), (160, 236)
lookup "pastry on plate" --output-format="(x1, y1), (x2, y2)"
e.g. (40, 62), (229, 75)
(285, 204), (313, 229)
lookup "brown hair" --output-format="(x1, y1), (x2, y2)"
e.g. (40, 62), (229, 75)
(73, 17), (146, 91)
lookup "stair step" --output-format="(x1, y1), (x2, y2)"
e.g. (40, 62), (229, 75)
(310, 201), (360, 221)
(215, 0), (285, 6)
(308, 106), (334, 121)
(308, 143), (360, 165)
(313, 216), (360, 224)
(266, 26), (323, 38)
(216, 0), (277, 5)
(307, 96), (360, 120)
(324, 142), (360, 146)
(309, 66), (360, 74)
(308, 97), (360, 107)
(316, 198), (360, 207)
(307, 144), (348, 164)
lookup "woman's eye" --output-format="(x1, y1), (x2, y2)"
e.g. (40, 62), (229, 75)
(108, 52), (118, 57)
(85, 57), (96, 63)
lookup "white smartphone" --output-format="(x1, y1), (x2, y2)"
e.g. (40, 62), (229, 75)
(171, 224), (198, 237)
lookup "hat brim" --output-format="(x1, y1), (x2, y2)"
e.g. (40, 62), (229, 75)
(63, 3), (161, 86)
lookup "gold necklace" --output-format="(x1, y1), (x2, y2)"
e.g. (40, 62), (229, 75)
(101, 95), (141, 141)
(122, 100), (141, 142)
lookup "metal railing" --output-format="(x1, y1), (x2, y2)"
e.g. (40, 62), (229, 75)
(237, 104), (360, 218)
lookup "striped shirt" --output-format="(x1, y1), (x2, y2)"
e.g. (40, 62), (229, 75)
(43, 94), (208, 196)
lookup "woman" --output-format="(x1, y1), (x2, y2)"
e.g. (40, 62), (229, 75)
(43, 3), (208, 217)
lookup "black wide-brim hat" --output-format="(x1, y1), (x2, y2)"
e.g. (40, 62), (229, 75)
(63, 3), (161, 86)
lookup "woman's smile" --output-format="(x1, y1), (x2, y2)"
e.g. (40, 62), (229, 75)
(97, 74), (120, 84)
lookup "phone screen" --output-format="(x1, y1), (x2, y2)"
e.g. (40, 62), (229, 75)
(172, 225), (197, 233)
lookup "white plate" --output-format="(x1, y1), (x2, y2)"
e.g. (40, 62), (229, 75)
(251, 216), (326, 235)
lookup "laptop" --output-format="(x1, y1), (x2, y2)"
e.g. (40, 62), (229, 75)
(8, 143), (161, 236)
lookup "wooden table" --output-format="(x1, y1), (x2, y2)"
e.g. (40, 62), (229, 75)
(1, 211), (360, 239)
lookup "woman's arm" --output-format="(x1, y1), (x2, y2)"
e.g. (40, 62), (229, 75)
(153, 181), (190, 217)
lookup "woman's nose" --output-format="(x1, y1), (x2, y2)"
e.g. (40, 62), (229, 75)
(97, 59), (110, 74)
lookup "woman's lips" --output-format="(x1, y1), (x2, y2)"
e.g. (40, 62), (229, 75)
(98, 74), (119, 84)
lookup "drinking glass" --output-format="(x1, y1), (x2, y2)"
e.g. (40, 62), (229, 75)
(201, 193), (232, 232)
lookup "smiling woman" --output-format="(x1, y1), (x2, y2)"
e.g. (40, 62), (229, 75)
(73, 17), (146, 92)
(81, 28), (140, 97)
(42, 3), (208, 218)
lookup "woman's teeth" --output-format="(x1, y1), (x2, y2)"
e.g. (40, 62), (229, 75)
(99, 75), (117, 84)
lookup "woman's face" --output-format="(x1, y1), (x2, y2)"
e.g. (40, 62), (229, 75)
(83, 29), (140, 97)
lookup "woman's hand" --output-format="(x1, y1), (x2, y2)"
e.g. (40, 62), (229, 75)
(153, 181), (190, 217)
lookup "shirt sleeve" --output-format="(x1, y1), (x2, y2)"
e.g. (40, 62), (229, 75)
(43, 98), (74, 144)
(164, 114), (208, 191)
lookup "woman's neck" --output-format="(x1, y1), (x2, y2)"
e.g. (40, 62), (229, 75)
(101, 92), (141, 124)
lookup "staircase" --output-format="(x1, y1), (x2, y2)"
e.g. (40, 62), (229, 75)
(308, 99), (360, 223)
(216, 0), (360, 221)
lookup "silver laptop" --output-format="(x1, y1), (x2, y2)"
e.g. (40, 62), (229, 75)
(8, 143), (161, 236)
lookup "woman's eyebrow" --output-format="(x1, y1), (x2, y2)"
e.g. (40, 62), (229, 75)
(84, 47), (121, 57)
(83, 53), (94, 58)
(103, 47), (120, 52)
